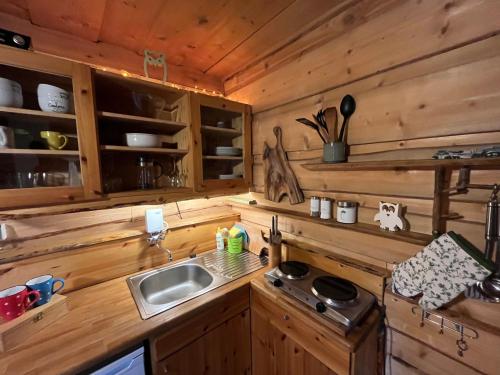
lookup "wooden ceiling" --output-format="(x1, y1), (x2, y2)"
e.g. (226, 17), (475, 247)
(0, 0), (350, 93)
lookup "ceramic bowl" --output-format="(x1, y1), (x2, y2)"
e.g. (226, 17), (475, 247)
(37, 84), (70, 113)
(0, 77), (23, 108)
(124, 133), (160, 148)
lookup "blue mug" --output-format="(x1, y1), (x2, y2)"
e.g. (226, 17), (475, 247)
(26, 274), (65, 306)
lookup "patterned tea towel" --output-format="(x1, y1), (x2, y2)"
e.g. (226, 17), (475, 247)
(392, 232), (495, 310)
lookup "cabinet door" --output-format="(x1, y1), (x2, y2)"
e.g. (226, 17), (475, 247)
(190, 93), (252, 192)
(252, 304), (336, 375)
(0, 46), (102, 209)
(156, 309), (251, 375)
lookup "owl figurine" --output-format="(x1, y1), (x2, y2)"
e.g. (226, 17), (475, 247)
(374, 202), (405, 232)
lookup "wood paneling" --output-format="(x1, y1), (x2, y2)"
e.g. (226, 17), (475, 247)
(387, 329), (482, 375)
(155, 310), (251, 375)
(228, 0), (500, 111)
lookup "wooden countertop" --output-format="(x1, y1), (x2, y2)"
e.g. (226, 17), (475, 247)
(0, 263), (269, 375)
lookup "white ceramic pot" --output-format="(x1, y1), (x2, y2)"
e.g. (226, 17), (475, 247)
(0, 126), (14, 148)
(124, 133), (160, 148)
(37, 84), (70, 113)
(0, 77), (23, 108)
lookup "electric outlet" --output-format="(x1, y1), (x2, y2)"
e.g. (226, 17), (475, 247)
(145, 208), (164, 234)
(0, 223), (7, 240)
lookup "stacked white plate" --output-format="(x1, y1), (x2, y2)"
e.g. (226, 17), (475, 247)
(218, 174), (242, 180)
(215, 146), (242, 156)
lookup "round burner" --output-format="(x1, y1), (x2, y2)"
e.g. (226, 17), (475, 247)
(311, 276), (358, 307)
(276, 261), (309, 280)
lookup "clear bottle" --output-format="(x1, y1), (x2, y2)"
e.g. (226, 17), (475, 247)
(216, 227), (225, 251)
(137, 156), (154, 189)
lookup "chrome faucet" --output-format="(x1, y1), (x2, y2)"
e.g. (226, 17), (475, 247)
(147, 229), (173, 262)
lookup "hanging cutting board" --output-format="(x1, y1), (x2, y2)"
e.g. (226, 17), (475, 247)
(263, 126), (304, 205)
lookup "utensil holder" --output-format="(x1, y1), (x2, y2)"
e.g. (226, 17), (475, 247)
(323, 142), (346, 163)
(227, 237), (243, 254)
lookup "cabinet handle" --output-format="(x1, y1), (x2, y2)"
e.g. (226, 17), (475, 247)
(283, 314), (289, 321)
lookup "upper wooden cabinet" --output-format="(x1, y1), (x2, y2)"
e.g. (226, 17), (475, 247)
(0, 46), (101, 209)
(0, 46), (252, 210)
(191, 94), (252, 191)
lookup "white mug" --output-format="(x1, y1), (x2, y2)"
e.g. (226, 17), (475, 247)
(0, 126), (14, 148)
(0, 77), (23, 108)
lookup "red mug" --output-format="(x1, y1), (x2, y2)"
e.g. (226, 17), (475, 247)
(0, 285), (40, 321)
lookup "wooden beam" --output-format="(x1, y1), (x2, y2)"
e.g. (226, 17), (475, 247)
(0, 12), (224, 93)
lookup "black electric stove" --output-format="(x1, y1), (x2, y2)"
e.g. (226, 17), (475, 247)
(265, 261), (375, 332)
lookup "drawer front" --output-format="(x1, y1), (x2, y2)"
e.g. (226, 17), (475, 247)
(251, 287), (350, 375)
(386, 294), (499, 374)
(387, 329), (482, 375)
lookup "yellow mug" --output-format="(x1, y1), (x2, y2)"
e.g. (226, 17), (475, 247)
(40, 131), (68, 150)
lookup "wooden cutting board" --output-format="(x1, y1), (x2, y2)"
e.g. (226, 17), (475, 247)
(263, 126), (304, 205)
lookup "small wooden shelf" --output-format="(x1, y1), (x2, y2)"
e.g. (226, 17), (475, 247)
(203, 155), (243, 161)
(0, 106), (76, 121)
(0, 148), (79, 156)
(101, 145), (188, 155)
(201, 125), (242, 136)
(236, 203), (433, 246)
(302, 158), (500, 171)
(98, 111), (187, 133)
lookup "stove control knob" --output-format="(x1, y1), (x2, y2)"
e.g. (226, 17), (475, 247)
(272, 279), (283, 287)
(316, 302), (327, 313)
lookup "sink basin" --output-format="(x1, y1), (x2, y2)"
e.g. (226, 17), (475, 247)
(140, 264), (213, 305)
(127, 250), (266, 319)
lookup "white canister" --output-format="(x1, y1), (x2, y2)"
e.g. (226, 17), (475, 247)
(336, 201), (357, 224)
(0, 126), (14, 148)
(310, 196), (320, 217)
(320, 197), (332, 220)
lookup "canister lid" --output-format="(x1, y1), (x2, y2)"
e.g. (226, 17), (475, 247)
(337, 201), (356, 208)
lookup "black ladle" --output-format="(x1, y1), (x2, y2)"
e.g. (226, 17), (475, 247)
(338, 95), (356, 143)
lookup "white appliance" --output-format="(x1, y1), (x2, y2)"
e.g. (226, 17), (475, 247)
(90, 347), (145, 375)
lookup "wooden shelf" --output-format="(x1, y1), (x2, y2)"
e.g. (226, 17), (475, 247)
(235, 203), (433, 246)
(201, 125), (242, 136)
(106, 187), (192, 198)
(302, 157), (500, 171)
(203, 155), (243, 161)
(101, 145), (188, 155)
(98, 111), (187, 133)
(0, 148), (79, 156)
(0, 106), (76, 121)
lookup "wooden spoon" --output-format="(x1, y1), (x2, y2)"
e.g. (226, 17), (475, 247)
(324, 107), (338, 142)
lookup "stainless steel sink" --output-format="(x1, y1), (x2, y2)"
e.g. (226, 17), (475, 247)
(127, 250), (266, 319)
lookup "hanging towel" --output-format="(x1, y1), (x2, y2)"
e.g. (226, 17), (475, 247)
(392, 232), (495, 310)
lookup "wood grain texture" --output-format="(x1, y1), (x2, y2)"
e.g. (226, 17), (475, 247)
(228, 0), (500, 111)
(263, 127), (304, 204)
(0, 270), (263, 375)
(155, 310), (251, 375)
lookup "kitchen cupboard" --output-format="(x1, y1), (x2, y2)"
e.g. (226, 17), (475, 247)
(250, 279), (379, 375)
(0, 45), (252, 210)
(150, 285), (251, 375)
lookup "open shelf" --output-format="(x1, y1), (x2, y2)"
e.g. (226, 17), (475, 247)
(235, 203), (433, 246)
(98, 111), (187, 132)
(302, 157), (500, 171)
(201, 125), (242, 136)
(106, 186), (192, 198)
(0, 106), (76, 121)
(0, 148), (79, 156)
(100, 145), (188, 155)
(203, 155), (243, 160)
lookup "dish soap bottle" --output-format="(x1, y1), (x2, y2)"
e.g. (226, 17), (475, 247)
(216, 227), (225, 251)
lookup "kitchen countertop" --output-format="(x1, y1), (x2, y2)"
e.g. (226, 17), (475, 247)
(0, 261), (269, 375)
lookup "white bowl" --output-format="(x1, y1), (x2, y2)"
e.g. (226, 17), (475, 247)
(37, 84), (70, 113)
(0, 77), (23, 108)
(124, 133), (160, 148)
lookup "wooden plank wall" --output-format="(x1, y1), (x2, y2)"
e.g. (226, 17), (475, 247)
(228, 0), (500, 270)
(0, 197), (238, 293)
